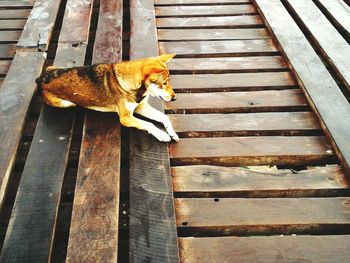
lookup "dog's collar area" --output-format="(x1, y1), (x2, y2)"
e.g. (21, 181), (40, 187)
(136, 83), (147, 103)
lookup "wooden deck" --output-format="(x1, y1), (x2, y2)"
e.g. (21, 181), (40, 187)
(0, 0), (350, 262)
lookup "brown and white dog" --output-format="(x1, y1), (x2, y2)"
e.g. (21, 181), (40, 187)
(37, 54), (179, 142)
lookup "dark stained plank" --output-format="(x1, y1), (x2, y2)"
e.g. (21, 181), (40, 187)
(179, 235), (350, 263)
(0, 31), (21, 42)
(169, 112), (321, 137)
(0, 60), (12, 75)
(0, 44), (16, 59)
(129, 0), (180, 262)
(17, 0), (62, 50)
(159, 39), (277, 56)
(0, 9), (30, 19)
(254, 0), (350, 174)
(0, 52), (45, 209)
(158, 28), (270, 40)
(171, 72), (296, 94)
(168, 57), (287, 73)
(0, 19), (26, 30)
(169, 136), (334, 166)
(65, 0), (122, 262)
(155, 5), (256, 17)
(0, 1), (34, 8)
(157, 15), (264, 28)
(172, 165), (350, 197)
(165, 89), (307, 113)
(155, 0), (250, 4)
(0, 0), (93, 261)
(285, 0), (350, 90)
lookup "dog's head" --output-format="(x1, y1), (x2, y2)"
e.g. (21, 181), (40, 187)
(143, 54), (177, 102)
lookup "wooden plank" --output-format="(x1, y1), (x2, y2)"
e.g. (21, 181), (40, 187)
(285, 0), (350, 90)
(0, 31), (21, 42)
(165, 89), (307, 113)
(0, 0), (93, 261)
(158, 28), (270, 40)
(179, 235), (350, 263)
(0, 44), (16, 59)
(254, 0), (350, 174)
(155, 5), (256, 16)
(0, 1), (34, 8)
(66, 0), (122, 262)
(0, 52), (45, 210)
(176, 197), (350, 234)
(171, 72), (296, 94)
(169, 112), (321, 137)
(0, 19), (26, 30)
(129, 0), (180, 262)
(0, 60), (12, 75)
(169, 136), (334, 166)
(168, 57), (287, 73)
(0, 9), (30, 19)
(172, 165), (350, 196)
(17, 0), (62, 50)
(157, 15), (264, 28)
(159, 39), (277, 56)
(155, 0), (250, 4)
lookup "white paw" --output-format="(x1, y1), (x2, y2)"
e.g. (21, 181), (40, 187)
(169, 132), (179, 142)
(152, 130), (172, 142)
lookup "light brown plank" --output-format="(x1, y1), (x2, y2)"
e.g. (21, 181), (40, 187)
(254, 0), (350, 174)
(159, 39), (277, 55)
(168, 57), (287, 72)
(0, 9), (30, 19)
(158, 28), (270, 40)
(170, 112), (320, 137)
(157, 15), (263, 28)
(171, 72), (296, 94)
(172, 165), (349, 196)
(169, 136), (333, 166)
(0, 19), (26, 30)
(155, 5), (256, 16)
(0, 44), (16, 59)
(0, 1), (34, 8)
(0, 31), (21, 42)
(155, 0), (250, 4)
(179, 236), (350, 263)
(0, 60), (12, 75)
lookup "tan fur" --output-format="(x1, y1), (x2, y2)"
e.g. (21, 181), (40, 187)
(39, 54), (179, 142)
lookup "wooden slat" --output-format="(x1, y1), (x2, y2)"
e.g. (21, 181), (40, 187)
(0, 52), (45, 209)
(0, 31), (21, 42)
(176, 197), (350, 233)
(171, 72), (296, 92)
(155, 0), (250, 4)
(0, 1), (34, 8)
(165, 89), (307, 113)
(172, 165), (349, 196)
(157, 15), (264, 28)
(66, 0), (122, 262)
(159, 39), (277, 56)
(129, 0), (180, 262)
(169, 112), (320, 137)
(155, 5), (256, 16)
(0, 44), (16, 59)
(0, 60), (12, 75)
(169, 136), (333, 166)
(285, 0), (350, 90)
(158, 28), (270, 40)
(254, 0), (350, 173)
(168, 57), (287, 73)
(0, 10), (30, 19)
(17, 0), (62, 50)
(0, 0), (93, 261)
(0, 19), (26, 30)
(179, 235), (350, 263)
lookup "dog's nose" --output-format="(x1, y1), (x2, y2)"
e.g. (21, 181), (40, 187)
(171, 96), (177, 101)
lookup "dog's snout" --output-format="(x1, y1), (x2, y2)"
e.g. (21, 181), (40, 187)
(171, 96), (177, 101)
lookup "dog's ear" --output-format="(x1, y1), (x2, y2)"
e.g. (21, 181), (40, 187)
(159, 53), (176, 63)
(114, 64), (142, 91)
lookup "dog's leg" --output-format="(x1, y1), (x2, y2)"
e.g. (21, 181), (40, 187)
(42, 91), (76, 108)
(135, 103), (179, 142)
(119, 102), (172, 142)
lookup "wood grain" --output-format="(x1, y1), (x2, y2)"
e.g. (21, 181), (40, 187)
(179, 235), (350, 263)
(0, 9), (30, 19)
(159, 39), (277, 56)
(0, 1), (34, 8)
(169, 136), (334, 166)
(155, 0), (250, 4)
(0, 44), (16, 59)
(0, 31), (21, 42)
(0, 19), (26, 30)
(0, 60), (11, 75)
(254, 0), (350, 174)
(165, 89), (307, 114)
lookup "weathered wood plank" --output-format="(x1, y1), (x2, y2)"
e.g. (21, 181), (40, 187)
(179, 235), (350, 263)
(0, 60), (11, 75)
(0, 9), (30, 19)
(0, 19), (26, 30)
(168, 57), (287, 73)
(169, 136), (334, 166)
(172, 165), (350, 196)
(165, 89), (307, 113)
(155, 0), (250, 4)
(157, 15), (264, 28)
(0, 44), (16, 59)
(0, 1), (34, 8)
(0, 31), (21, 42)
(66, 0), (122, 262)
(155, 5), (256, 16)
(171, 72), (296, 94)
(0, 52), (45, 210)
(159, 39), (277, 56)
(169, 112), (321, 137)
(254, 0), (350, 174)
(17, 0), (62, 50)
(129, 0), (180, 262)
(158, 28), (270, 40)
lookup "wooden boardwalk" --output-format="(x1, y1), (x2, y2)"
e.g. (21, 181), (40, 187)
(0, 0), (350, 262)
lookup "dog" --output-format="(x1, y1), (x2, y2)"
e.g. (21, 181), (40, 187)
(36, 53), (179, 142)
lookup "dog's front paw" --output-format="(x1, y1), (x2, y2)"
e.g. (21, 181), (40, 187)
(152, 130), (172, 142)
(169, 132), (179, 142)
